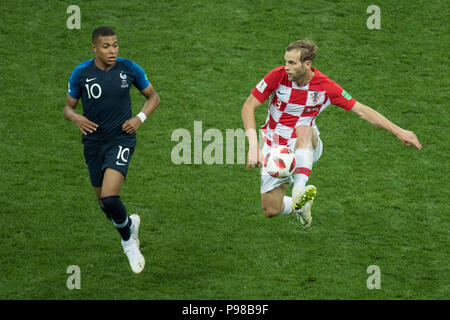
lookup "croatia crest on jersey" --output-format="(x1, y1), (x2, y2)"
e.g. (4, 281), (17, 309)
(309, 91), (325, 106)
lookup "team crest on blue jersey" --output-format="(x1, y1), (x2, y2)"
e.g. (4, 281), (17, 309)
(120, 71), (129, 88)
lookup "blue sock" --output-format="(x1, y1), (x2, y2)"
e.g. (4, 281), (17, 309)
(101, 196), (132, 241)
(99, 201), (112, 220)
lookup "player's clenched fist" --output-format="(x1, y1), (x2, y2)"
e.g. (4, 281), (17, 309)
(246, 147), (263, 169)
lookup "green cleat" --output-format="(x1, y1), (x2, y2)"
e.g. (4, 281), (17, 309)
(292, 185), (317, 229)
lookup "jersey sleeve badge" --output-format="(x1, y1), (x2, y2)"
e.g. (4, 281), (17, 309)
(341, 89), (352, 100)
(256, 79), (268, 93)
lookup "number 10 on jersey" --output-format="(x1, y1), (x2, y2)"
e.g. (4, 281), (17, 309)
(85, 83), (102, 99)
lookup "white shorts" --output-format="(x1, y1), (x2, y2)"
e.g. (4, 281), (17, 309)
(260, 135), (323, 194)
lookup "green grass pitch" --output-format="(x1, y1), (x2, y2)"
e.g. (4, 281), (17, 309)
(0, 0), (448, 299)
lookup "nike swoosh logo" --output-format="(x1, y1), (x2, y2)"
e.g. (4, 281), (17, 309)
(116, 161), (126, 166)
(277, 90), (285, 95)
(86, 78), (97, 82)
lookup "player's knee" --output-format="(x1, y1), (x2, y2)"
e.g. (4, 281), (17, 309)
(101, 195), (125, 223)
(98, 200), (111, 220)
(262, 206), (280, 218)
(295, 139), (313, 150)
(101, 195), (118, 210)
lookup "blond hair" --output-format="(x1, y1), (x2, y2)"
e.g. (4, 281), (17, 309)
(286, 40), (317, 62)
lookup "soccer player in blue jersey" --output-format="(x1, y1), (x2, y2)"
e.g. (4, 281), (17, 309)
(63, 26), (160, 273)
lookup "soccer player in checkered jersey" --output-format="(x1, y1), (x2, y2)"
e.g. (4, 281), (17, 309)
(242, 40), (421, 228)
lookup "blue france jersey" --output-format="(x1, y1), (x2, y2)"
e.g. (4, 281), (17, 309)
(68, 58), (150, 145)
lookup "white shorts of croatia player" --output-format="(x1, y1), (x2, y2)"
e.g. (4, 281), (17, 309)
(260, 136), (323, 194)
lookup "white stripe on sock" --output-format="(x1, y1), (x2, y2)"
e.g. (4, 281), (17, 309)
(112, 216), (129, 229)
(294, 149), (313, 189)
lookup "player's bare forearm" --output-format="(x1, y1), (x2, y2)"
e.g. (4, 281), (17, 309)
(138, 84), (160, 118)
(63, 104), (77, 122)
(351, 102), (399, 132)
(242, 94), (263, 168)
(63, 95), (98, 135)
(351, 102), (422, 150)
(242, 94), (262, 148)
(122, 85), (160, 134)
(140, 90), (160, 118)
(242, 110), (258, 147)
(63, 95), (79, 122)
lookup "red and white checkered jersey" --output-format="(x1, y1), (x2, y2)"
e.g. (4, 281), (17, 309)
(251, 66), (356, 147)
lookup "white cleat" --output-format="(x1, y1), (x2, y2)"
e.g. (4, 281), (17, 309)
(296, 201), (313, 229)
(122, 238), (145, 274)
(129, 214), (141, 248)
(292, 185), (317, 229)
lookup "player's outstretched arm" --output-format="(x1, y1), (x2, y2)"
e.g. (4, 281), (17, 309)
(242, 94), (264, 169)
(351, 102), (422, 150)
(63, 95), (98, 135)
(122, 84), (160, 134)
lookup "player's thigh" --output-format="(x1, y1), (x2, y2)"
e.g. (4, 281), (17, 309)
(101, 168), (125, 198)
(100, 143), (135, 197)
(294, 125), (318, 150)
(261, 183), (289, 214)
(93, 187), (102, 201)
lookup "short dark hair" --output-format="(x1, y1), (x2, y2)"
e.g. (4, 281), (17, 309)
(92, 26), (116, 43)
(286, 40), (317, 62)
